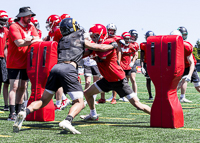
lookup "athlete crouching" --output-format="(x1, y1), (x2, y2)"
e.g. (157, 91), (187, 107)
(80, 24), (151, 121)
(13, 18), (118, 134)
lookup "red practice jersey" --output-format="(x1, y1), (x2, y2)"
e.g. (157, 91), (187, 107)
(120, 43), (136, 70)
(95, 38), (125, 82)
(140, 42), (147, 63)
(48, 27), (62, 43)
(0, 27), (8, 58)
(7, 22), (38, 69)
(184, 41), (197, 68)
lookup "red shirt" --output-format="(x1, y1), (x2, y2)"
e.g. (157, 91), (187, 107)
(95, 38), (125, 82)
(120, 43), (136, 70)
(184, 41), (197, 68)
(0, 27), (9, 58)
(7, 22), (38, 69)
(140, 42), (147, 63)
(38, 29), (42, 38)
(48, 27), (62, 43)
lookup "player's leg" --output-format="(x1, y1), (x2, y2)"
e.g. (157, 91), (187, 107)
(3, 82), (9, 111)
(130, 66), (137, 93)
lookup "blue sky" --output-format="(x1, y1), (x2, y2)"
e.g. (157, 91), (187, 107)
(2, 0), (200, 46)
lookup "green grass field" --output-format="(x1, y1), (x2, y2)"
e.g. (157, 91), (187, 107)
(1, 73), (200, 142)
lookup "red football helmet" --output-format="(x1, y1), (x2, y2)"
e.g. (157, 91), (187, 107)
(0, 10), (8, 28)
(31, 17), (40, 30)
(60, 14), (70, 20)
(46, 14), (61, 31)
(122, 32), (131, 46)
(7, 17), (14, 28)
(89, 24), (107, 43)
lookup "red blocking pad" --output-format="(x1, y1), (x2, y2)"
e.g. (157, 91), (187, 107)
(26, 41), (58, 122)
(147, 35), (184, 128)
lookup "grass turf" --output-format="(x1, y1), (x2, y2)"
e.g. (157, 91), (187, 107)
(0, 73), (200, 142)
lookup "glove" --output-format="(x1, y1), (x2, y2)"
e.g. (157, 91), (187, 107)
(129, 62), (134, 67)
(182, 75), (191, 82)
(83, 32), (91, 41)
(141, 67), (146, 75)
(111, 42), (118, 49)
(119, 39), (125, 45)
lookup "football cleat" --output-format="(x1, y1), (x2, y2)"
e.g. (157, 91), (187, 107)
(97, 98), (106, 104)
(180, 97), (192, 103)
(7, 113), (17, 121)
(61, 98), (71, 110)
(13, 111), (26, 132)
(3, 105), (9, 111)
(106, 96), (113, 102)
(111, 98), (117, 104)
(80, 114), (99, 121)
(55, 105), (62, 111)
(59, 120), (81, 134)
(119, 97), (129, 102)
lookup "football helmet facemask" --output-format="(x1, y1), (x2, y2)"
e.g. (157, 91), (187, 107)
(89, 24), (107, 43)
(106, 23), (117, 37)
(129, 29), (138, 42)
(46, 14), (61, 31)
(177, 26), (188, 40)
(0, 10), (8, 28)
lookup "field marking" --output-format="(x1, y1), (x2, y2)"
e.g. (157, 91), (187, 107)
(21, 126), (59, 130)
(0, 111), (4, 113)
(99, 117), (135, 120)
(130, 113), (149, 115)
(0, 135), (12, 137)
(178, 128), (200, 131)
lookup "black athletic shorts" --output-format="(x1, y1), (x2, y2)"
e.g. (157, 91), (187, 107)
(45, 63), (83, 94)
(143, 63), (150, 78)
(84, 65), (100, 76)
(130, 63), (137, 73)
(96, 78), (133, 98)
(182, 67), (200, 83)
(8, 68), (28, 80)
(124, 70), (131, 76)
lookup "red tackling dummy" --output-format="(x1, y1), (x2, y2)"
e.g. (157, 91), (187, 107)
(147, 35), (184, 128)
(26, 41), (58, 121)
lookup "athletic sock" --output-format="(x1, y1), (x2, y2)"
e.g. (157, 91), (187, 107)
(56, 100), (62, 106)
(93, 94), (97, 101)
(62, 93), (67, 100)
(15, 104), (22, 114)
(65, 115), (74, 123)
(90, 109), (97, 117)
(10, 105), (15, 114)
(25, 108), (31, 116)
(180, 94), (185, 99)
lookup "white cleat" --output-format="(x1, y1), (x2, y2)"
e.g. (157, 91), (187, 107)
(180, 97), (192, 103)
(59, 120), (81, 134)
(106, 96), (113, 102)
(13, 111), (26, 133)
(80, 114), (99, 121)
(61, 98), (71, 110)
(119, 97), (129, 102)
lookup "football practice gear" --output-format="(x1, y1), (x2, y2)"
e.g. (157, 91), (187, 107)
(121, 32), (131, 46)
(129, 29), (138, 42)
(30, 17), (40, 30)
(89, 24), (107, 43)
(59, 18), (80, 36)
(177, 26), (188, 40)
(170, 30), (182, 36)
(7, 17), (14, 28)
(0, 10), (8, 28)
(145, 31), (155, 40)
(46, 14), (61, 31)
(141, 67), (146, 75)
(60, 14), (70, 20)
(106, 23), (117, 37)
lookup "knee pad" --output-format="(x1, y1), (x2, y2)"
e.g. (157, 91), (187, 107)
(126, 92), (138, 100)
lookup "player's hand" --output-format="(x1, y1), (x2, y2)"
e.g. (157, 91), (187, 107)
(111, 42), (118, 49)
(84, 32), (91, 41)
(129, 62), (134, 67)
(24, 35), (33, 42)
(141, 67), (146, 75)
(182, 75), (191, 82)
(119, 39), (125, 45)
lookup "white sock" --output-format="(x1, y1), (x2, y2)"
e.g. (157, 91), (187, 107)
(62, 93), (67, 100)
(93, 94), (97, 101)
(180, 94), (185, 99)
(56, 100), (62, 106)
(90, 109), (97, 117)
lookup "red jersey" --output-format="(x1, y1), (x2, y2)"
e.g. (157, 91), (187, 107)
(184, 41), (197, 68)
(0, 27), (9, 58)
(38, 29), (42, 38)
(48, 27), (62, 43)
(120, 43), (136, 70)
(7, 22), (38, 69)
(140, 42), (147, 63)
(95, 38), (125, 82)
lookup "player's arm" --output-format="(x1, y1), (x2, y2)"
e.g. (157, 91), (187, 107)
(84, 39), (117, 52)
(4, 43), (7, 61)
(187, 53), (195, 77)
(132, 51), (138, 63)
(117, 43), (121, 64)
(14, 37), (42, 47)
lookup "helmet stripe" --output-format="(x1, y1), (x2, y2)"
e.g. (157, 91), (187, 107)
(72, 18), (76, 32)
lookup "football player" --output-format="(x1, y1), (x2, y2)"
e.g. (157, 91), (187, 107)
(13, 18), (117, 134)
(140, 31), (155, 100)
(174, 27), (200, 102)
(60, 14), (70, 20)
(30, 17), (42, 38)
(80, 24), (151, 121)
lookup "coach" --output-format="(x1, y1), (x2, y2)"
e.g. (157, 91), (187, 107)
(7, 7), (41, 121)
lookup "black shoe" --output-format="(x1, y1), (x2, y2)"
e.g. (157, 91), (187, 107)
(7, 113), (17, 121)
(149, 97), (154, 100)
(3, 105), (9, 111)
